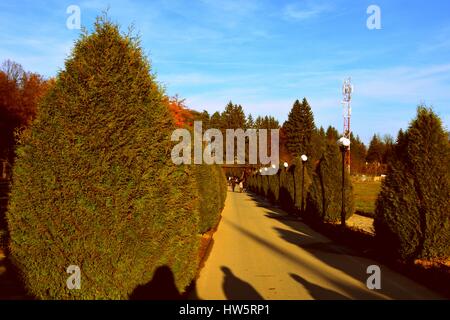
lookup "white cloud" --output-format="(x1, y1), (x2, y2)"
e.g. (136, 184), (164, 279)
(353, 64), (450, 103)
(283, 2), (331, 21)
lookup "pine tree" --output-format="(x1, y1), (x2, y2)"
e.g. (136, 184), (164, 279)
(366, 134), (385, 164)
(374, 106), (450, 260)
(310, 127), (327, 163)
(246, 113), (254, 129)
(199, 110), (211, 128)
(6, 17), (200, 299)
(350, 133), (367, 174)
(325, 125), (339, 142)
(210, 111), (222, 130)
(221, 101), (246, 129)
(283, 98), (315, 158)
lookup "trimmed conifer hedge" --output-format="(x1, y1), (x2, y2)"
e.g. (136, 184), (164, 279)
(216, 165), (227, 212)
(374, 107), (450, 260)
(246, 160), (312, 214)
(282, 158), (312, 213)
(6, 17), (200, 299)
(196, 164), (227, 233)
(305, 143), (354, 222)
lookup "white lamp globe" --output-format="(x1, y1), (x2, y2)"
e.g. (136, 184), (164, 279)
(338, 137), (351, 147)
(301, 154), (308, 162)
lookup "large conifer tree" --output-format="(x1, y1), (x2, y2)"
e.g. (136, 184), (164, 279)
(374, 106), (450, 260)
(7, 17), (200, 299)
(283, 98), (315, 158)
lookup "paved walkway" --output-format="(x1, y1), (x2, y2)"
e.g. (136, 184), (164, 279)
(192, 190), (442, 300)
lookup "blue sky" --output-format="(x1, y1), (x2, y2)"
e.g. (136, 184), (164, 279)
(1, 0), (449, 143)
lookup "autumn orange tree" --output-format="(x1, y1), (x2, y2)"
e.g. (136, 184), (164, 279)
(165, 95), (194, 127)
(0, 60), (51, 162)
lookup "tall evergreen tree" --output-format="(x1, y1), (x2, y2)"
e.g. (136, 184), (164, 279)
(6, 17), (200, 299)
(366, 134), (385, 164)
(350, 133), (367, 174)
(325, 125), (339, 142)
(210, 111), (222, 129)
(283, 98), (315, 158)
(381, 134), (395, 164)
(374, 106), (450, 260)
(309, 127), (327, 162)
(199, 110), (211, 128)
(221, 101), (246, 129)
(246, 113), (254, 129)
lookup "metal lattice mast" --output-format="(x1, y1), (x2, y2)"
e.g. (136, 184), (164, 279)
(342, 77), (353, 173)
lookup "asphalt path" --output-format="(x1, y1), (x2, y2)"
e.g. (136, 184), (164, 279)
(192, 189), (443, 300)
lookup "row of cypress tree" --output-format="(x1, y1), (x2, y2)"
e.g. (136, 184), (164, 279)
(248, 97), (354, 224)
(248, 103), (449, 262)
(6, 17), (226, 299)
(247, 143), (354, 224)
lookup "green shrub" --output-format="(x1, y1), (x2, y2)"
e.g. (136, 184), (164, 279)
(249, 173), (258, 193)
(267, 173), (279, 202)
(279, 158), (311, 214)
(256, 174), (263, 195)
(195, 164), (226, 233)
(261, 174), (270, 197)
(374, 107), (450, 260)
(216, 166), (227, 212)
(6, 17), (200, 299)
(247, 174), (255, 191)
(279, 169), (294, 211)
(305, 143), (354, 222)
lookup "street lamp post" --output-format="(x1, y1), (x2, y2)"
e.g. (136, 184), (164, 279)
(275, 164), (281, 201)
(264, 167), (269, 196)
(271, 164), (277, 202)
(300, 154), (308, 217)
(280, 162), (288, 206)
(292, 163), (297, 214)
(338, 137), (351, 227)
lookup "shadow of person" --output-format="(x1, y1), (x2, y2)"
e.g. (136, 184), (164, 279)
(130, 266), (182, 300)
(221, 266), (264, 300)
(290, 273), (349, 300)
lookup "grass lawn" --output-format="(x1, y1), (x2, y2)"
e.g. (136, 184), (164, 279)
(352, 180), (381, 218)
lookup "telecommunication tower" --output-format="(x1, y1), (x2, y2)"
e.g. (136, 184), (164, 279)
(342, 77), (353, 172)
